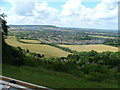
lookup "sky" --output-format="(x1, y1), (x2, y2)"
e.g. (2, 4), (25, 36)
(0, 0), (119, 30)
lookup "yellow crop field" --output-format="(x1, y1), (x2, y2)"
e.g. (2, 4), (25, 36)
(59, 44), (118, 52)
(5, 36), (70, 58)
(88, 35), (116, 39)
(85, 32), (108, 35)
(20, 39), (40, 43)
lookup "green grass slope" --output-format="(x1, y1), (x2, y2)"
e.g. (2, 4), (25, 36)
(2, 64), (118, 88)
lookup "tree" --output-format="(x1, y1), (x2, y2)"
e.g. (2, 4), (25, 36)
(0, 13), (9, 44)
(26, 49), (29, 53)
(36, 53), (42, 58)
(0, 13), (8, 36)
(42, 54), (44, 58)
(1, 13), (25, 66)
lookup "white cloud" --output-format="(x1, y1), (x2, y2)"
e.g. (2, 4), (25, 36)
(61, 0), (83, 16)
(33, 2), (59, 20)
(10, 0), (35, 16)
(0, 7), (5, 11)
(0, 7), (5, 14)
(6, 1), (60, 25)
(4, 0), (119, 29)
(93, 0), (118, 20)
(6, 15), (25, 24)
(60, 0), (118, 29)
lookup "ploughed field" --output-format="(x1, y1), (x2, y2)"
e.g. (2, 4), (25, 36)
(59, 44), (118, 52)
(5, 37), (70, 58)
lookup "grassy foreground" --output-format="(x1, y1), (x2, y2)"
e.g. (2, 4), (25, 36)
(2, 64), (118, 88)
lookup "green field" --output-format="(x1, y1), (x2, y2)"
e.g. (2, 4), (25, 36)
(2, 64), (118, 88)
(59, 44), (118, 52)
(5, 37), (70, 58)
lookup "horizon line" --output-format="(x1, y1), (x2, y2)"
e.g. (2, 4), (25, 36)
(8, 24), (118, 30)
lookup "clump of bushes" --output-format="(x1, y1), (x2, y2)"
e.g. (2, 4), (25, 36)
(3, 45), (25, 67)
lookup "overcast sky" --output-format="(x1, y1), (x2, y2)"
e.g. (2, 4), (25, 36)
(0, 0), (119, 30)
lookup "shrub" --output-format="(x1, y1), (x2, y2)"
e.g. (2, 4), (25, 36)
(85, 72), (106, 82)
(80, 64), (97, 74)
(3, 45), (25, 67)
(24, 54), (39, 67)
(70, 68), (84, 77)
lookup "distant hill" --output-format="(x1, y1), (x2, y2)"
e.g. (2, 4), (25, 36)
(9, 25), (58, 28)
(8, 25), (117, 33)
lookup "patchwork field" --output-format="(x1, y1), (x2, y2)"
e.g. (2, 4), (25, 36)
(5, 37), (70, 58)
(20, 39), (40, 43)
(59, 44), (118, 52)
(88, 35), (116, 39)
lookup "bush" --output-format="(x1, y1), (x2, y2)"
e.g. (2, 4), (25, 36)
(70, 68), (84, 77)
(24, 54), (39, 67)
(52, 62), (67, 72)
(80, 64), (97, 74)
(85, 72), (106, 82)
(3, 45), (25, 67)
